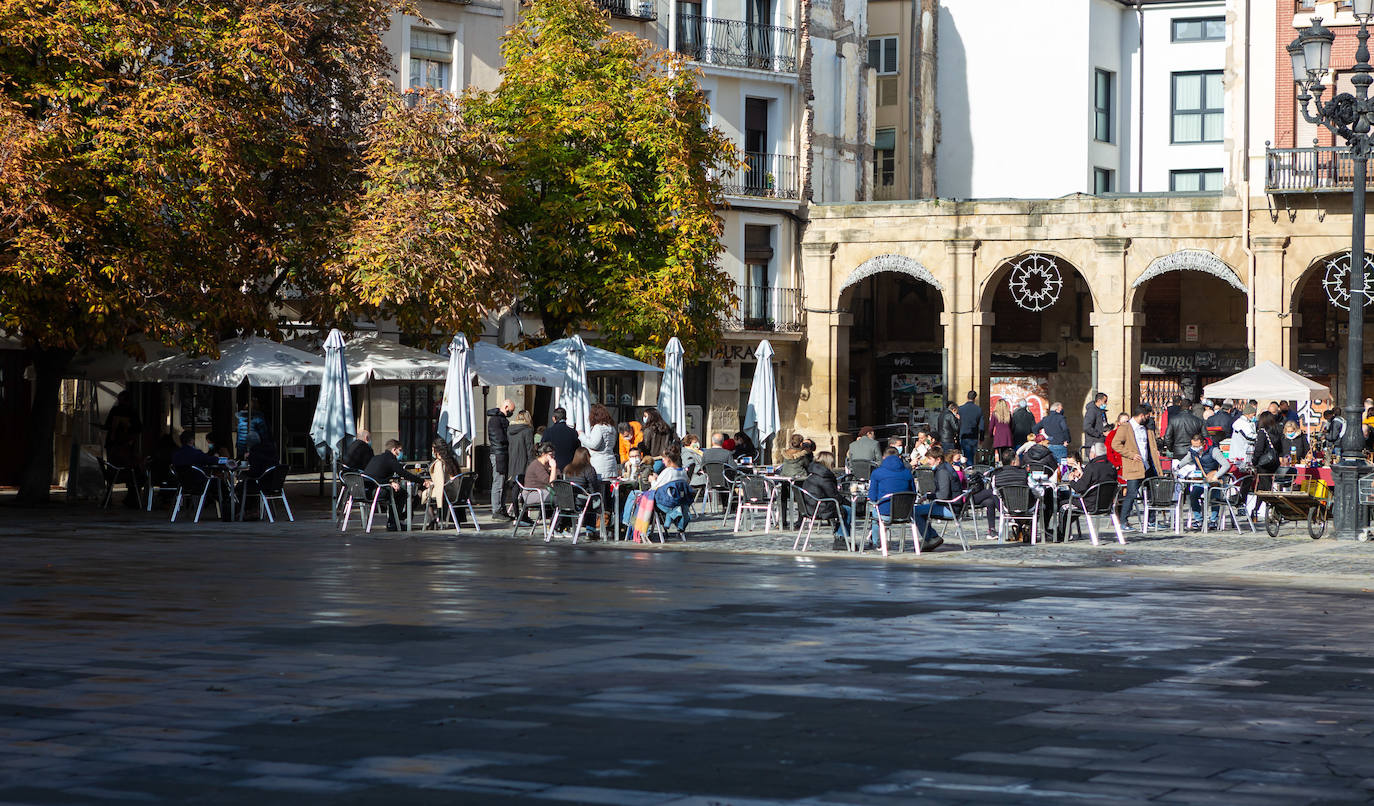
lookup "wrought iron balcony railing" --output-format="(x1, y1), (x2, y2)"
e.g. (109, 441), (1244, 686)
(1266, 145), (1356, 193)
(725, 285), (804, 333)
(675, 15), (797, 73)
(720, 152), (799, 200)
(596, 0), (656, 20)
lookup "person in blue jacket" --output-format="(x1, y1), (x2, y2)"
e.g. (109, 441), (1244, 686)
(867, 447), (916, 548)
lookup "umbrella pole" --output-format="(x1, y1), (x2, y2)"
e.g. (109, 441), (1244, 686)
(331, 452), (338, 523)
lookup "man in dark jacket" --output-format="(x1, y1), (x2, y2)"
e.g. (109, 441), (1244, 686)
(912, 445), (957, 551)
(1082, 393), (1108, 453)
(1011, 401), (1036, 448)
(540, 407), (580, 469)
(363, 439), (426, 531)
(487, 400), (514, 520)
(936, 401), (960, 450)
(868, 448), (916, 548)
(342, 429), (373, 471)
(1205, 403), (1233, 442)
(801, 452), (851, 546)
(957, 391), (985, 461)
(1035, 402), (1072, 461)
(1162, 404), (1205, 458)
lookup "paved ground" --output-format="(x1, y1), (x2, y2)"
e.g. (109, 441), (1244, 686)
(4, 489), (1374, 804)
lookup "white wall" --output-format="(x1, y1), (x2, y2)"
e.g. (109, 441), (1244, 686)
(935, 0), (1093, 199)
(1088, 0), (1126, 191)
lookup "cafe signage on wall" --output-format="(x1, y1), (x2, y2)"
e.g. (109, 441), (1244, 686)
(1139, 349), (1248, 375)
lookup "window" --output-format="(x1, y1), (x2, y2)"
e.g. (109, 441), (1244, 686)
(1171, 71), (1224, 143)
(408, 29), (452, 91)
(1170, 169), (1223, 192)
(1094, 69), (1114, 142)
(873, 128), (896, 188)
(867, 36), (898, 75)
(1094, 168), (1115, 194)
(1171, 17), (1225, 42)
(744, 225), (775, 328)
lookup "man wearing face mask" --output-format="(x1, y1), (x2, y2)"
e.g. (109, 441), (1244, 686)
(1082, 392), (1108, 455)
(1229, 405), (1258, 464)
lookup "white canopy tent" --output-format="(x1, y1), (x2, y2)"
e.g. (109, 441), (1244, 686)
(1201, 360), (1331, 406)
(293, 333), (560, 388)
(521, 338), (664, 375)
(128, 337), (325, 387)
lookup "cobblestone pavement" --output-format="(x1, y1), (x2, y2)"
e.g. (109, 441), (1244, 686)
(4, 494), (1374, 804)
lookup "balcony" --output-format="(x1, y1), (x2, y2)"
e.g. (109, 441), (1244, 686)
(726, 284), (804, 333)
(1266, 145), (1356, 193)
(720, 152), (799, 200)
(675, 15), (797, 73)
(596, 0), (656, 20)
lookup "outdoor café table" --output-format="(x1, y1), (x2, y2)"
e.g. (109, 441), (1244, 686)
(604, 477), (623, 541)
(845, 480), (869, 550)
(205, 461), (244, 521)
(1294, 465), (1335, 486)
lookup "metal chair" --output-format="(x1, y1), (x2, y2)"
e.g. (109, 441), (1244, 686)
(169, 465), (220, 523)
(916, 487), (972, 553)
(914, 467), (937, 497)
(1142, 475), (1182, 533)
(247, 465), (294, 523)
(872, 491), (918, 556)
(1062, 481), (1124, 546)
(548, 480), (601, 543)
(994, 485), (1040, 544)
(339, 472), (385, 532)
(431, 473), (481, 534)
(793, 485), (846, 552)
(99, 458), (143, 509)
(701, 462), (738, 521)
(733, 475), (778, 533)
(332, 464), (356, 518)
(145, 459), (180, 513)
(1218, 473), (1258, 532)
(846, 459), (876, 482)
(512, 478), (552, 538)
(645, 480), (693, 543)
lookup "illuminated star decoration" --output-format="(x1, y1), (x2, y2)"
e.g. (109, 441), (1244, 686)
(1322, 251), (1374, 311)
(1007, 254), (1064, 312)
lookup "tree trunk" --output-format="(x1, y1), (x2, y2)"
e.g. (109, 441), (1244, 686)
(15, 348), (72, 506)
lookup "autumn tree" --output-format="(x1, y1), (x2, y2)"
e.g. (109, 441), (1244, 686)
(469, 0), (738, 361)
(326, 87), (512, 340)
(0, 0), (401, 502)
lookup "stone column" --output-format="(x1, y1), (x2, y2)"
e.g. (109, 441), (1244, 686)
(796, 241), (846, 453)
(942, 240), (990, 402)
(1251, 236), (1292, 369)
(1090, 238), (1137, 410)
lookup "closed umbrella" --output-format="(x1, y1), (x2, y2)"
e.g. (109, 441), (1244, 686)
(438, 334), (478, 461)
(559, 335), (592, 435)
(742, 340), (778, 462)
(658, 337), (686, 438)
(309, 330), (355, 522)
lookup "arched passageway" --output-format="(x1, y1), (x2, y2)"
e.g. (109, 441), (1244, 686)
(1291, 250), (1373, 405)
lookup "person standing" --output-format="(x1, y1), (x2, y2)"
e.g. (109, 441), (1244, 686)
(639, 408), (679, 459)
(936, 401), (960, 451)
(541, 407), (580, 469)
(103, 390), (143, 507)
(1229, 405), (1257, 464)
(1111, 404), (1165, 531)
(957, 391), (985, 462)
(1163, 403), (1205, 460)
(486, 399), (514, 521)
(1010, 400), (1036, 448)
(1036, 402), (1072, 462)
(581, 404), (621, 479)
(1081, 392), (1108, 454)
(990, 398), (1014, 454)
(506, 411), (535, 515)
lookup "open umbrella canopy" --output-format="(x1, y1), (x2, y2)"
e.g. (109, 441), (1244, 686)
(743, 340), (779, 454)
(325, 332), (445, 383)
(658, 337), (686, 438)
(439, 334), (477, 459)
(1202, 360), (1331, 403)
(558, 335), (592, 434)
(310, 329), (355, 459)
(522, 338), (663, 374)
(128, 337), (325, 387)
(471, 342), (560, 387)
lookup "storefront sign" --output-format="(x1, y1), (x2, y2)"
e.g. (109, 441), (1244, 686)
(710, 344), (758, 362)
(1140, 349), (1248, 375)
(1184, 324), (1199, 342)
(876, 352), (942, 373)
(713, 364), (740, 391)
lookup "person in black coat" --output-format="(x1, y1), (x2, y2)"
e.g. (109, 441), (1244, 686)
(363, 439), (426, 531)
(957, 391), (986, 461)
(1010, 402), (1037, 448)
(1163, 406), (1205, 459)
(936, 401), (960, 450)
(487, 401), (513, 520)
(342, 430), (373, 471)
(1082, 393), (1108, 452)
(801, 452), (851, 544)
(540, 407), (581, 470)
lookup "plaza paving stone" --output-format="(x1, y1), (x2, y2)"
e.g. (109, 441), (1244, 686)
(2, 490), (1374, 803)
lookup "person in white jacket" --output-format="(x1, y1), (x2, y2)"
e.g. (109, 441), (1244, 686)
(1228, 405), (1257, 464)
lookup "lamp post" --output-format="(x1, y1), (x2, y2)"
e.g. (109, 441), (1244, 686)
(1292, 7), (1374, 539)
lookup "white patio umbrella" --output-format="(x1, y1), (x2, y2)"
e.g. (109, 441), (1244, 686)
(742, 339), (778, 461)
(559, 335), (592, 434)
(657, 337), (686, 438)
(128, 337), (324, 386)
(309, 330), (355, 522)
(471, 342), (560, 387)
(522, 337), (664, 374)
(438, 333), (478, 461)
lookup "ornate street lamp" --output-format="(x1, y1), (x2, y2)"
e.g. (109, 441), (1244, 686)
(1292, 8), (1374, 539)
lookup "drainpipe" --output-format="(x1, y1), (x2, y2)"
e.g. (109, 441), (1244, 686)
(1136, 0), (1144, 191)
(1239, 0), (1256, 365)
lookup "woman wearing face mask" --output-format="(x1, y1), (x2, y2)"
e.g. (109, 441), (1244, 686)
(1277, 420), (1310, 483)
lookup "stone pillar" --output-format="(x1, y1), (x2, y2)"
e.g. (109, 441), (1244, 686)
(797, 242), (846, 453)
(942, 240), (990, 402)
(1251, 236), (1292, 369)
(1091, 238), (1136, 410)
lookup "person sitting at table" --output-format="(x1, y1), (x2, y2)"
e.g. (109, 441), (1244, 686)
(620, 447), (690, 532)
(1175, 432), (1232, 531)
(617, 420), (643, 464)
(910, 429), (935, 463)
(1050, 443), (1118, 540)
(778, 433), (812, 480)
(515, 442), (558, 526)
(419, 439), (460, 527)
(205, 431), (231, 460)
(342, 429), (373, 471)
(246, 439), (276, 478)
(681, 434), (704, 476)
(972, 448), (1029, 539)
(846, 426), (881, 470)
(867, 447), (917, 549)
(1019, 434), (1058, 476)
(558, 447), (603, 538)
(732, 431), (756, 462)
(171, 430), (210, 468)
(910, 445), (956, 551)
(802, 451), (851, 548)
(363, 439), (427, 532)
(1278, 419), (1310, 483)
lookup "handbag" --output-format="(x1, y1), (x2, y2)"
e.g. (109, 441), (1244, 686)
(1252, 429), (1277, 469)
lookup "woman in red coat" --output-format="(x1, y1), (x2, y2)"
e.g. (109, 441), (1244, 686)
(1104, 412), (1129, 483)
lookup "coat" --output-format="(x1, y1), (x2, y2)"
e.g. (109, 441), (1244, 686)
(957, 402), (985, 440)
(1082, 403), (1108, 446)
(990, 416), (1013, 450)
(778, 448), (812, 480)
(1111, 420), (1166, 481)
(486, 408), (510, 475)
(1010, 407), (1036, 447)
(868, 454), (916, 515)
(581, 423), (620, 479)
(846, 435), (881, 466)
(508, 423), (535, 480)
(801, 461), (844, 520)
(936, 409), (960, 445)
(1163, 409), (1205, 458)
(541, 421), (580, 469)
(1036, 410), (1071, 447)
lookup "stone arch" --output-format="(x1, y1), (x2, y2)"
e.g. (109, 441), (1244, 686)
(838, 254), (944, 300)
(1129, 249), (1246, 310)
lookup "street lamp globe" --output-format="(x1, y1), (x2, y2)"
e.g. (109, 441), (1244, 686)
(1300, 18), (1336, 79)
(1288, 35), (1308, 85)
(1353, 0), (1374, 23)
